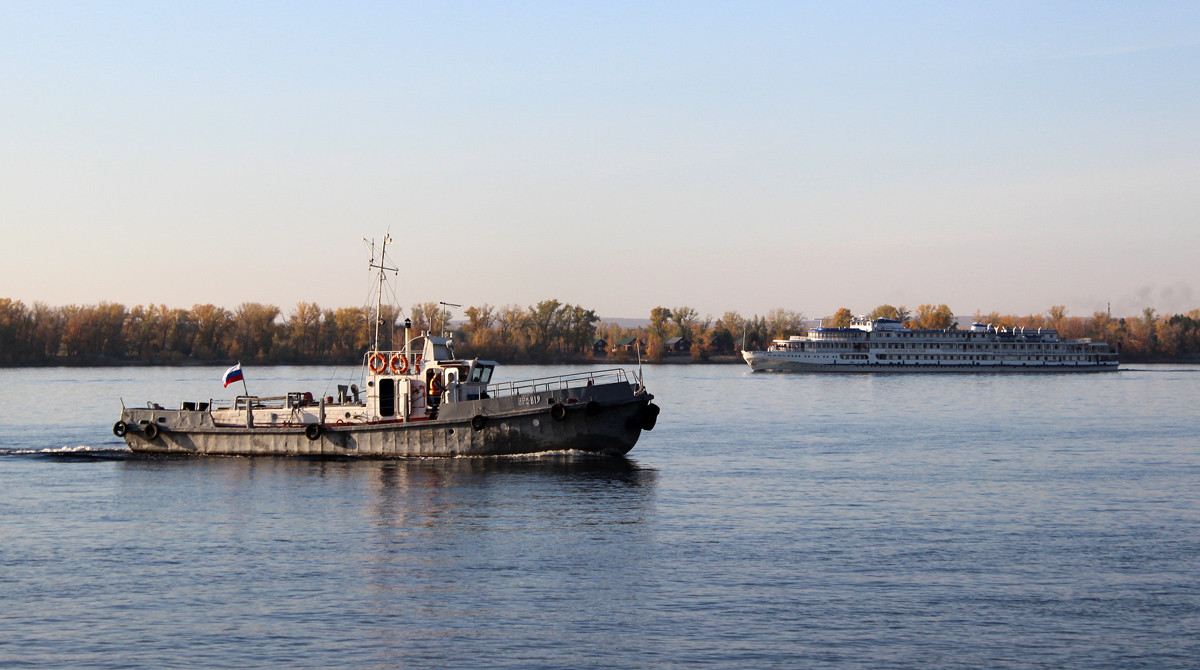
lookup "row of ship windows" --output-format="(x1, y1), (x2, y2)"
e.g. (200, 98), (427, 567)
(780, 343), (1078, 351)
(871, 354), (1094, 361)
(814, 332), (984, 340)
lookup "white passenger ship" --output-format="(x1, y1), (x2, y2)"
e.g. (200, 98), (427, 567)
(743, 317), (1118, 372)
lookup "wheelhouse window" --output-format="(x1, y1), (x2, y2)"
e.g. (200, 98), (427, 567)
(470, 365), (494, 384)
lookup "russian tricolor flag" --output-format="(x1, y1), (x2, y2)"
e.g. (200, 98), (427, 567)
(223, 363), (244, 388)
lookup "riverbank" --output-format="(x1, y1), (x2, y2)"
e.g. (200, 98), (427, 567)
(4, 353), (1196, 368)
(0, 354), (747, 368)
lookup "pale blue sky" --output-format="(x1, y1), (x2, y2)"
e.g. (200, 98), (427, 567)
(2, 2), (1197, 320)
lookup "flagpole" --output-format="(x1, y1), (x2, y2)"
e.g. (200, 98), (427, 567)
(239, 362), (248, 397)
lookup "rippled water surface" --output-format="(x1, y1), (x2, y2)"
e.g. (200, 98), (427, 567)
(2, 364), (1198, 669)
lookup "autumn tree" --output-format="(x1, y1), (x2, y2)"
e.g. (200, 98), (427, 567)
(325, 307), (367, 359)
(646, 334), (665, 361)
(188, 304), (229, 359)
(766, 308), (805, 339)
(461, 304), (497, 350)
(560, 304), (599, 354)
(649, 307), (672, 341)
(124, 304), (163, 360)
(910, 304), (955, 330)
(411, 302), (451, 337)
(742, 314), (770, 350)
(867, 304), (900, 320)
(711, 311), (745, 352)
(525, 299), (563, 354)
(1047, 305), (1068, 331)
(0, 299), (26, 363)
(670, 306), (699, 342)
(830, 308), (853, 328)
(228, 303), (280, 360)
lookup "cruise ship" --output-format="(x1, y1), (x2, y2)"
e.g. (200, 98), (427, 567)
(742, 317), (1118, 372)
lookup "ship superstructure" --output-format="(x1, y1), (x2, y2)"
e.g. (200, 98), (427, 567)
(743, 317), (1118, 372)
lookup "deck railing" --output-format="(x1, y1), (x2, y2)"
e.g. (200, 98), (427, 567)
(483, 368), (635, 398)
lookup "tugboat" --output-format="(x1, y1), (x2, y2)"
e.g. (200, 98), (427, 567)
(113, 235), (660, 457)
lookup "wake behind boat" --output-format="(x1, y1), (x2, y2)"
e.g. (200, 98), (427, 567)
(743, 317), (1119, 372)
(113, 235), (660, 457)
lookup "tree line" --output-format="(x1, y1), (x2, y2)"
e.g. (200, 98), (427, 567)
(2, 296), (1198, 366)
(0, 298), (597, 365)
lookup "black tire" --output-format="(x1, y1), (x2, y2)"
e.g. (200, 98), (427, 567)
(305, 424), (323, 441)
(585, 401), (602, 417)
(471, 415), (487, 431)
(550, 404), (567, 422)
(638, 403), (660, 431)
(143, 422), (160, 441)
(112, 421), (127, 437)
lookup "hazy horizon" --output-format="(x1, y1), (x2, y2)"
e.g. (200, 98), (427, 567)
(3, 2), (1197, 320)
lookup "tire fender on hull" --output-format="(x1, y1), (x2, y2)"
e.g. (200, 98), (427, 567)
(638, 403), (660, 431)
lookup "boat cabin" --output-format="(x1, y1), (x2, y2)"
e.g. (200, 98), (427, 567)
(362, 334), (498, 422)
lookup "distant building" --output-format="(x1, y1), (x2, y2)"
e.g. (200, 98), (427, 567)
(616, 336), (643, 352)
(592, 337), (607, 355)
(665, 336), (691, 353)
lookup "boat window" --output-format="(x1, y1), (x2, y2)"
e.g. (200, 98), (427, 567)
(471, 365), (494, 384)
(378, 378), (395, 416)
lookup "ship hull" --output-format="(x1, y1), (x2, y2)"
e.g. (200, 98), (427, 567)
(120, 385), (656, 458)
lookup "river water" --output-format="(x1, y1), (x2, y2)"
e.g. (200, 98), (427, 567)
(1, 364), (1197, 669)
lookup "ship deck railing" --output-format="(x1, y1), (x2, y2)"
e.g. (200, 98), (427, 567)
(483, 368), (633, 398)
(205, 394), (350, 412)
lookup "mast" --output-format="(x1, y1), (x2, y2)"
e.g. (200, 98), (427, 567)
(366, 233), (396, 353)
(439, 301), (461, 339)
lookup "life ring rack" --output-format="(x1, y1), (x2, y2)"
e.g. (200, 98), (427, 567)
(368, 352), (388, 374)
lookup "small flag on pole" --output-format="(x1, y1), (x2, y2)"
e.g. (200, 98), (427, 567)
(223, 363), (244, 388)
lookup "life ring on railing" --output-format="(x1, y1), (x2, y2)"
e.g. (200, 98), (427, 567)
(429, 374), (444, 395)
(389, 353), (408, 375)
(368, 352), (388, 374)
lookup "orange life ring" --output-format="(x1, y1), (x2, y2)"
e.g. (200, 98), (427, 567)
(429, 374), (444, 395)
(389, 353), (408, 374)
(368, 352), (387, 374)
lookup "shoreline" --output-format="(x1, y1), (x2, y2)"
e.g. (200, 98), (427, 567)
(2, 354), (1197, 369)
(0, 355), (748, 369)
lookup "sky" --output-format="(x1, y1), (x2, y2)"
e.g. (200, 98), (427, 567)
(2, 1), (1198, 322)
